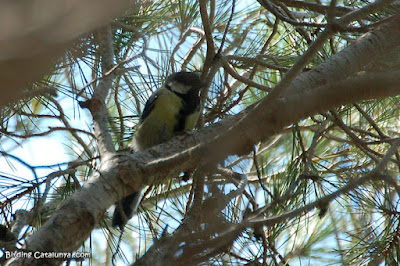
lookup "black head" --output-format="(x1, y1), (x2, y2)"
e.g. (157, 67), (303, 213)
(165, 72), (206, 94)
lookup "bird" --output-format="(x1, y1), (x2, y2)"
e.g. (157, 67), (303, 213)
(112, 71), (205, 230)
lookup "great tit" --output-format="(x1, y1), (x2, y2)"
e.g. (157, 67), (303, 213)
(112, 71), (205, 230)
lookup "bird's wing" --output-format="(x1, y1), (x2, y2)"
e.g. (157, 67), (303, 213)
(139, 88), (163, 123)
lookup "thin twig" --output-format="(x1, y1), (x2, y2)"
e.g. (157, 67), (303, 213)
(217, 0), (236, 54)
(199, 0), (216, 76)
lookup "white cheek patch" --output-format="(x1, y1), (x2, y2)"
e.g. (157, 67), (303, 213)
(168, 81), (192, 94)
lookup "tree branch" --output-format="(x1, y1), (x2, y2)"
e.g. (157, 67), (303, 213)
(0, 0), (132, 107)
(87, 25), (117, 158)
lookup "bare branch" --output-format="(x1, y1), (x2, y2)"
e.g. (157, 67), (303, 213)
(86, 25), (117, 158)
(199, 0), (216, 76)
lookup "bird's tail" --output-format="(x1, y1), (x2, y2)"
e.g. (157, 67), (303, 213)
(112, 190), (143, 230)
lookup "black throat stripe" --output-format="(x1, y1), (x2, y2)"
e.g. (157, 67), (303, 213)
(165, 84), (200, 132)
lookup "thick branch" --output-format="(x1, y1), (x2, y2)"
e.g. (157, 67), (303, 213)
(0, 0), (132, 107)
(228, 14), (400, 156)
